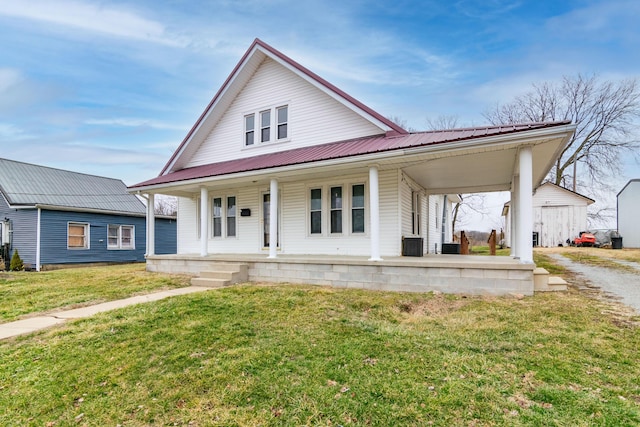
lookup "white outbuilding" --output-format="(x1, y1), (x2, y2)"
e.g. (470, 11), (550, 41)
(617, 179), (640, 248)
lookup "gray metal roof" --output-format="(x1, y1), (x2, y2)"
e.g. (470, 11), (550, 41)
(0, 158), (146, 214)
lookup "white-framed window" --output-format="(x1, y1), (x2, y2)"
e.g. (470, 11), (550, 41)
(435, 202), (440, 230)
(244, 114), (255, 146)
(68, 222), (89, 249)
(351, 184), (365, 233)
(227, 196), (236, 237)
(212, 197), (222, 237)
(243, 104), (289, 146)
(310, 188), (322, 234)
(108, 224), (135, 250)
(209, 195), (238, 238)
(308, 182), (366, 237)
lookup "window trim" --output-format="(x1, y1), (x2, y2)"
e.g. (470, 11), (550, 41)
(207, 194), (238, 239)
(226, 196), (237, 237)
(307, 181), (368, 237)
(107, 224), (135, 250)
(351, 183), (366, 234)
(242, 103), (290, 148)
(67, 222), (90, 250)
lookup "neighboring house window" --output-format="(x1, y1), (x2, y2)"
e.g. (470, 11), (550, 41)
(244, 105), (288, 146)
(330, 186), (343, 234)
(68, 222), (89, 249)
(227, 196), (236, 237)
(212, 197), (222, 237)
(245, 114), (255, 146)
(260, 110), (271, 143)
(108, 224), (135, 250)
(412, 190), (421, 235)
(310, 188), (322, 234)
(352, 184), (365, 233)
(277, 105), (288, 139)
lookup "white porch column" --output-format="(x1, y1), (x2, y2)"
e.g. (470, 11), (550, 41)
(517, 146), (534, 263)
(147, 193), (155, 257)
(368, 165), (382, 261)
(510, 181), (518, 258)
(269, 178), (278, 258)
(200, 187), (208, 257)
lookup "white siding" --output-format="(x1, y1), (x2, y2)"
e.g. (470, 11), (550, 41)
(185, 57), (385, 168)
(618, 181), (640, 248)
(426, 195), (441, 254)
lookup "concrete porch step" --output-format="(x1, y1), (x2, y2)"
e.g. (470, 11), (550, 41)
(533, 267), (568, 292)
(190, 263), (248, 288)
(546, 276), (568, 291)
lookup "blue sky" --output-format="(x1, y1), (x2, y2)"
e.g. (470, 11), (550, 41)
(0, 0), (638, 227)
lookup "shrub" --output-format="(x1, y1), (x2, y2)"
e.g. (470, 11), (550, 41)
(9, 249), (24, 271)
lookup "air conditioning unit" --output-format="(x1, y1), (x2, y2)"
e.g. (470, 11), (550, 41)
(402, 237), (424, 257)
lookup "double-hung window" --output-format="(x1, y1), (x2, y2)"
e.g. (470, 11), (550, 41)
(212, 197), (222, 237)
(108, 224), (135, 249)
(244, 104), (288, 146)
(68, 222), (89, 249)
(351, 184), (365, 233)
(310, 188), (322, 234)
(411, 190), (421, 235)
(330, 186), (343, 234)
(227, 196), (236, 237)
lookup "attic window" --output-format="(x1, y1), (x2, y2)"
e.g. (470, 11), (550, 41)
(244, 104), (289, 146)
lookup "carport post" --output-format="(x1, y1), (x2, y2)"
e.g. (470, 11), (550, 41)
(517, 146), (533, 263)
(511, 180), (518, 258)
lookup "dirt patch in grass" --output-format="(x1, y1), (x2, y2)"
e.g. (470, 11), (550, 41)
(397, 293), (471, 318)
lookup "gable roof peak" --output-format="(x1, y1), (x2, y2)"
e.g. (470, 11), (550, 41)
(160, 39), (407, 175)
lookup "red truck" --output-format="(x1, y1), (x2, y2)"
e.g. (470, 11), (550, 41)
(573, 231), (596, 247)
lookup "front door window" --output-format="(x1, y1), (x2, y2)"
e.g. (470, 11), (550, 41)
(263, 193), (279, 248)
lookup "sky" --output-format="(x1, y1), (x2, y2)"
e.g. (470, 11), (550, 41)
(0, 0), (638, 229)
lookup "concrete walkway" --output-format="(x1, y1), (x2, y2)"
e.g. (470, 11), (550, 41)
(0, 286), (211, 341)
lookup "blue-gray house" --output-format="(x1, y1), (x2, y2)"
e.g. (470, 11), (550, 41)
(0, 158), (176, 271)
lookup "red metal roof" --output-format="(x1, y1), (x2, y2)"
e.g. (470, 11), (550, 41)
(130, 121), (570, 189)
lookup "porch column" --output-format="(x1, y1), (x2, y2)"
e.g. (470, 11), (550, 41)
(510, 181), (518, 258)
(517, 146), (533, 263)
(368, 165), (382, 261)
(200, 187), (208, 257)
(147, 193), (155, 257)
(269, 178), (278, 258)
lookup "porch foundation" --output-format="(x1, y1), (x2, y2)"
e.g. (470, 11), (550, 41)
(146, 254), (535, 296)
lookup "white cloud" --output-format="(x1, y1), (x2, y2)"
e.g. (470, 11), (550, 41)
(0, 68), (23, 92)
(85, 118), (189, 131)
(0, 0), (187, 46)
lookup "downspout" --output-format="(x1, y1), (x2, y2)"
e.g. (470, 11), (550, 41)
(440, 195), (448, 245)
(35, 207), (41, 272)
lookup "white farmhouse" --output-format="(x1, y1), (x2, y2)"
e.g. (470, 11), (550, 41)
(129, 39), (575, 295)
(617, 179), (640, 248)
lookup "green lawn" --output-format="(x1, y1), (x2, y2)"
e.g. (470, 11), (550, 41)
(1, 279), (639, 425)
(0, 264), (190, 322)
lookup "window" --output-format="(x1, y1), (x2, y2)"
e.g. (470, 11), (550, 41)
(108, 224), (135, 249)
(435, 202), (440, 230)
(411, 190), (421, 235)
(330, 186), (343, 234)
(68, 222), (89, 249)
(108, 225), (134, 249)
(227, 196), (236, 237)
(244, 114), (255, 146)
(212, 197), (222, 237)
(244, 105), (288, 146)
(352, 184), (365, 233)
(277, 106), (288, 139)
(310, 188), (322, 234)
(260, 110), (270, 143)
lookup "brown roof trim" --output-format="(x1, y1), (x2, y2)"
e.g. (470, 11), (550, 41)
(159, 39), (406, 176)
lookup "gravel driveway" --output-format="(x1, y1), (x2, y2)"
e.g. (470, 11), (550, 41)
(549, 253), (640, 313)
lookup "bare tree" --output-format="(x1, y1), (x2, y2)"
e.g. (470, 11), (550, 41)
(451, 193), (489, 235)
(484, 74), (640, 191)
(425, 114), (460, 131)
(155, 195), (177, 216)
(387, 115), (417, 132)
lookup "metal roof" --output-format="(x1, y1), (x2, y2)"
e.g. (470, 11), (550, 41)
(0, 158), (146, 214)
(131, 121), (570, 189)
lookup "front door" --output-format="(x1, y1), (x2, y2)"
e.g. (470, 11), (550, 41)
(263, 193), (280, 248)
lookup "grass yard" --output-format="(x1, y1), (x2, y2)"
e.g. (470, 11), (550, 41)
(0, 264), (190, 322)
(1, 279), (639, 425)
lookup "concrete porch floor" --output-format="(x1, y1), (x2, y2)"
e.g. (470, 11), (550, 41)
(147, 253), (535, 296)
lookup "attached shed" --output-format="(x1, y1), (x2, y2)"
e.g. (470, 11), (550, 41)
(0, 158), (177, 270)
(504, 182), (594, 247)
(617, 179), (640, 248)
